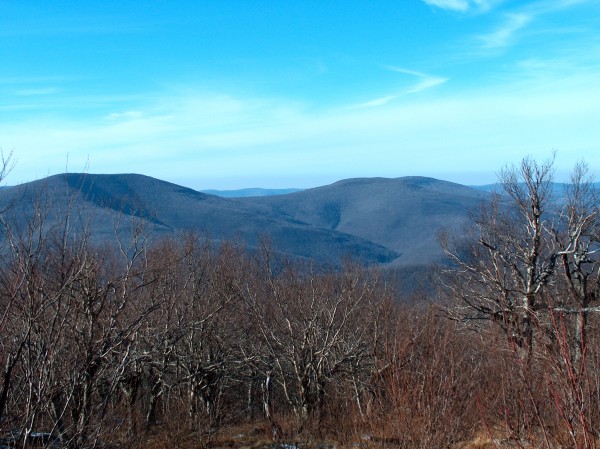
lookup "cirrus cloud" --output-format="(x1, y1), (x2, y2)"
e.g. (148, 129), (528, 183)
(2, 66), (599, 189)
(421, 0), (502, 13)
(478, 13), (532, 48)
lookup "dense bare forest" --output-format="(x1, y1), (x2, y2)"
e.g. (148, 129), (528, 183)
(1, 156), (599, 449)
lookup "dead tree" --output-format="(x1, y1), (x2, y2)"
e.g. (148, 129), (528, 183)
(441, 156), (557, 361)
(242, 246), (380, 432)
(552, 162), (600, 373)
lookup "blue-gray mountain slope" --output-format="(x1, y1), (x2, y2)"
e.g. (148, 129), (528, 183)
(0, 173), (398, 266)
(239, 177), (489, 265)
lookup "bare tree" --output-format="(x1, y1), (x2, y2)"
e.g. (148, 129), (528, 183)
(0, 150), (17, 425)
(441, 156), (557, 360)
(0, 171), (165, 448)
(441, 156), (600, 448)
(552, 162), (600, 372)
(241, 246), (382, 435)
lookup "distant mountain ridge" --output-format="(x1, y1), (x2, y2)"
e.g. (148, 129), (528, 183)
(470, 182), (600, 204)
(0, 173), (491, 267)
(0, 173), (398, 266)
(202, 187), (302, 198)
(237, 176), (489, 265)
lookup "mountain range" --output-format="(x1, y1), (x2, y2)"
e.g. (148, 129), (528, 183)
(201, 187), (302, 198)
(0, 173), (490, 268)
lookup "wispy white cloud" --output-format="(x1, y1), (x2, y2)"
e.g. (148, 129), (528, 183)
(2, 67), (598, 189)
(354, 67), (448, 108)
(354, 95), (399, 108)
(389, 67), (449, 94)
(422, 0), (502, 13)
(422, 0), (470, 12)
(405, 76), (448, 94)
(478, 13), (532, 49)
(473, 0), (595, 52)
(384, 67), (429, 77)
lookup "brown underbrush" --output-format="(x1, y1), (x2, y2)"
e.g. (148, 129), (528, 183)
(1, 216), (599, 449)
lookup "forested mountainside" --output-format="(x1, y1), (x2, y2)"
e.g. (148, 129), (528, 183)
(0, 173), (488, 266)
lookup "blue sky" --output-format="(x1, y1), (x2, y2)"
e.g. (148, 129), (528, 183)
(1, 0), (599, 189)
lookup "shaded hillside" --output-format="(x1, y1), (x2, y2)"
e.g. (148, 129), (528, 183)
(0, 173), (397, 266)
(240, 177), (490, 265)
